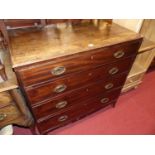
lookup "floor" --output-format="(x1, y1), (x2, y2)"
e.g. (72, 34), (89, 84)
(14, 70), (155, 135)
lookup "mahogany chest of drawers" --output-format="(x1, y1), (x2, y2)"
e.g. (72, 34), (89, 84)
(8, 22), (142, 134)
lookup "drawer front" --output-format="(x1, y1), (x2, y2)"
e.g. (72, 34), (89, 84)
(26, 72), (128, 104)
(122, 73), (144, 92)
(32, 87), (121, 120)
(37, 103), (86, 134)
(125, 73), (144, 86)
(0, 104), (21, 128)
(16, 40), (141, 87)
(25, 57), (133, 103)
(37, 96), (116, 134)
(0, 92), (13, 108)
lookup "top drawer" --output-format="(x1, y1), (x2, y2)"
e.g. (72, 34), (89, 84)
(15, 39), (142, 87)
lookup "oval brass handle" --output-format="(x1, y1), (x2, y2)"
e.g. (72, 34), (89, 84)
(100, 98), (110, 104)
(54, 84), (67, 93)
(56, 101), (68, 109)
(58, 115), (68, 122)
(51, 66), (66, 76)
(0, 113), (7, 121)
(109, 67), (119, 75)
(105, 83), (114, 90)
(113, 51), (125, 58)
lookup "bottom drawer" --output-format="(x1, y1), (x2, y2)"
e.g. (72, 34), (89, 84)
(36, 90), (119, 134)
(33, 88), (121, 120)
(125, 73), (144, 86)
(0, 104), (21, 128)
(122, 72), (144, 92)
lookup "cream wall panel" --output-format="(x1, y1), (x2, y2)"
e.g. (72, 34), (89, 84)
(113, 19), (143, 32)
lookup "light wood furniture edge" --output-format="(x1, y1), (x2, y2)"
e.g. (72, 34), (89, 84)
(122, 38), (155, 92)
(0, 49), (33, 127)
(140, 19), (155, 70)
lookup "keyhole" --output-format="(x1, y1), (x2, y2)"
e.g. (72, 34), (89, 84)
(91, 56), (94, 60)
(88, 73), (92, 76)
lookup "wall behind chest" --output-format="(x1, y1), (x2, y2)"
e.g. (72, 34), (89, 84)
(113, 19), (143, 32)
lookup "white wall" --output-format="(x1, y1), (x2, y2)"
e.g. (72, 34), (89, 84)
(113, 19), (144, 33)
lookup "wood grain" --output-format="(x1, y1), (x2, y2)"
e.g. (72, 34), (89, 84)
(26, 72), (128, 104)
(0, 92), (12, 108)
(15, 40), (141, 88)
(122, 20), (155, 92)
(140, 20), (155, 69)
(24, 56), (134, 90)
(4, 19), (41, 28)
(9, 23), (142, 68)
(8, 21), (142, 134)
(37, 99), (115, 134)
(139, 38), (155, 53)
(0, 104), (22, 128)
(0, 48), (33, 128)
(32, 87), (121, 120)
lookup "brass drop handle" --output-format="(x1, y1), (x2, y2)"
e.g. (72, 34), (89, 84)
(109, 67), (119, 75)
(100, 98), (110, 104)
(51, 66), (66, 76)
(114, 51), (125, 58)
(105, 83), (114, 90)
(58, 115), (68, 122)
(56, 101), (68, 109)
(54, 84), (67, 93)
(0, 113), (7, 121)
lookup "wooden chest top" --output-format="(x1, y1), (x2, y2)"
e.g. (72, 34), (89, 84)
(8, 23), (141, 68)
